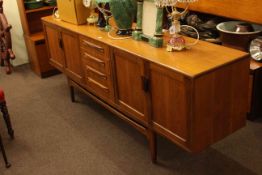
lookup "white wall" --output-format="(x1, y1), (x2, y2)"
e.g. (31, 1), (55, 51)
(3, 0), (29, 66)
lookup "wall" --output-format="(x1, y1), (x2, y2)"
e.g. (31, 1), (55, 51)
(3, 0), (29, 66)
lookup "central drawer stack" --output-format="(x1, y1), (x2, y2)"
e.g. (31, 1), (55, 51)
(79, 35), (114, 102)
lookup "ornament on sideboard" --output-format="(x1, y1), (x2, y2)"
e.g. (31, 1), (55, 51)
(95, 0), (136, 35)
(96, 0), (112, 31)
(133, 0), (199, 49)
(109, 0), (137, 35)
(82, 0), (98, 25)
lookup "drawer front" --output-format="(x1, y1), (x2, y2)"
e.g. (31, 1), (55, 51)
(86, 76), (112, 100)
(81, 51), (109, 74)
(85, 65), (108, 87)
(80, 36), (109, 61)
(82, 56), (114, 102)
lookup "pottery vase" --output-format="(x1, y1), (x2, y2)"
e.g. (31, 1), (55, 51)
(109, 0), (137, 35)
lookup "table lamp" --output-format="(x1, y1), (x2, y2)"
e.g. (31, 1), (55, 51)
(133, 0), (199, 49)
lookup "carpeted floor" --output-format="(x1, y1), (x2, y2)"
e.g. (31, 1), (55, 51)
(0, 64), (261, 175)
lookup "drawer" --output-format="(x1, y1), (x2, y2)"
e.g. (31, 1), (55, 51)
(80, 36), (109, 61)
(81, 51), (109, 74)
(86, 76), (112, 100)
(84, 65), (108, 87)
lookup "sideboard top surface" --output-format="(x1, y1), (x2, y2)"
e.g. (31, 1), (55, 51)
(42, 16), (248, 78)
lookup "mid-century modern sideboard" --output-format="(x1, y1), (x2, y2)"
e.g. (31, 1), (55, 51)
(42, 16), (249, 162)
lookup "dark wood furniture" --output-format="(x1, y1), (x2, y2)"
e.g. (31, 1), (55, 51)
(0, 88), (14, 168)
(248, 60), (262, 119)
(42, 16), (249, 162)
(16, 0), (58, 77)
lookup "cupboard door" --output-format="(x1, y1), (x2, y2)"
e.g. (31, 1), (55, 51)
(62, 31), (84, 84)
(150, 64), (189, 145)
(113, 49), (149, 125)
(44, 24), (64, 71)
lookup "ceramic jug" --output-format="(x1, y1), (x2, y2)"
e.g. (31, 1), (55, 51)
(109, 0), (137, 35)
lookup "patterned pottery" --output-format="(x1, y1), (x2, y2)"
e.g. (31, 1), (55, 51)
(109, 0), (137, 35)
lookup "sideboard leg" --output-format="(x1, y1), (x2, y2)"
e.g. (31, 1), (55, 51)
(0, 133), (11, 168)
(148, 130), (157, 163)
(70, 86), (75, 102)
(1, 102), (14, 139)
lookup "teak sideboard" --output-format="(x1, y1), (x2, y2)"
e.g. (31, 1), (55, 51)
(42, 16), (249, 162)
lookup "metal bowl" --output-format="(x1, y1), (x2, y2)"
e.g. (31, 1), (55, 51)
(217, 21), (262, 35)
(216, 21), (262, 51)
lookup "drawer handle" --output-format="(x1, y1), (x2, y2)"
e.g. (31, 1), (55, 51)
(82, 40), (104, 53)
(83, 52), (105, 66)
(87, 78), (109, 92)
(86, 66), (107, 80)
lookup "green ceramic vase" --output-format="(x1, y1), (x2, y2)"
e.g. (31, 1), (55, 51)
(109, 0), (137, 35)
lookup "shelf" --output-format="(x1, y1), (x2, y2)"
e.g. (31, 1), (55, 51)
(28, 32), (45, 42)
(25, 6), (56, 14)
(250, 59), (262, 72)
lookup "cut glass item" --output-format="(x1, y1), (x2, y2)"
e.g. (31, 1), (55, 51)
(250, 37), (262, 62)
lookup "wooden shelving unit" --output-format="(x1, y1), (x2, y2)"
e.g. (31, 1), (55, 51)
(25, 6), (56, 14)
(17, 1), (58, 77)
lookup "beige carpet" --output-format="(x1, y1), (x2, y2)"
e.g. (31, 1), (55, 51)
(0, 64), (261, 175)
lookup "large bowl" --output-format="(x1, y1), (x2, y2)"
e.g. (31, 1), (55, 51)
(216, 21), (262, 51)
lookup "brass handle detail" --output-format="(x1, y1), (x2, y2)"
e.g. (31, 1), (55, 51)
(82, 40), (104, 53)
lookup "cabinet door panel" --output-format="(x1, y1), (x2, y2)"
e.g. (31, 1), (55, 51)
(114, 50), (148, 125)
(150, 64), (189, 143)
(44, 25), (64, 71)
(62, 31), (83, 84)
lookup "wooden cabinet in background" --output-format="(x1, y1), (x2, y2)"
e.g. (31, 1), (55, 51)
(16, 0), (58, 77)
(179, 0), (262, 24)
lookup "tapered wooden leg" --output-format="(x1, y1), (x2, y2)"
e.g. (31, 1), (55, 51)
(70, 86), (75, 102)
(0, 133), (11, 168)
(1, 102), (14, 139)
(148, 130), (157, 163)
